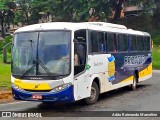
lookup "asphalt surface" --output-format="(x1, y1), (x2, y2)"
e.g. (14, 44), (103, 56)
(0, 71), (160, 120)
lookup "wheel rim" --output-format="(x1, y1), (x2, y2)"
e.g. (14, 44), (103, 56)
(90, 87), (97, 100)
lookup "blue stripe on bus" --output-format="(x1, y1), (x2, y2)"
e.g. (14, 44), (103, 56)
(12, 85), (75, 103)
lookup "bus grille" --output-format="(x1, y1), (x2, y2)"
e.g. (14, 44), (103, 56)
(24, 89), (51, 92)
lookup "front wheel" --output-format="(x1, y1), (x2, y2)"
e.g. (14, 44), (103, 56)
(84, 81), (99, 105)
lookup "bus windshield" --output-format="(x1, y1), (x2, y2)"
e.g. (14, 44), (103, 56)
(12, 31), (71, 78)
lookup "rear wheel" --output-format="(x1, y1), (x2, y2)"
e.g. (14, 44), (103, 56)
(131, 74), (138, 90)
(84, 81), (99, 105)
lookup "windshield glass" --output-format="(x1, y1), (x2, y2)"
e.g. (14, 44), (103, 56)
(38, 31), (70, 76)
(12, 32), (38, 75)
(12, 31), (71, 78)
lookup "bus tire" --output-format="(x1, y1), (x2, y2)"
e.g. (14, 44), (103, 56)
(131, 74), (138, 90)
(84, 81), (99, 105)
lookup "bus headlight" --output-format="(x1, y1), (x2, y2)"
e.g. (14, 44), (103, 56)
(50, 83), (72, 93)
(12, 84), (24, 91)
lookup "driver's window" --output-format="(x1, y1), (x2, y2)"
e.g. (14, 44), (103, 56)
(74, 43), (85, 66)
(74, 29), (86, 75)
(74, 43), (79, 66)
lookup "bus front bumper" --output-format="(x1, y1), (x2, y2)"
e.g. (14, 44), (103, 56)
(12, 85), (75, 103)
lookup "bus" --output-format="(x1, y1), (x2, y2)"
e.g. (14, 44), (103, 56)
(11, 22), (152, 104)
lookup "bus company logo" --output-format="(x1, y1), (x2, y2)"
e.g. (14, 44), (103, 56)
(107, 55), (116, 82)
(124, 55), (146, 65)
(34, 84), (40, 89)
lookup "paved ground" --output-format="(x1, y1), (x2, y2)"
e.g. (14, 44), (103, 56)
(0, 71), (160, 119)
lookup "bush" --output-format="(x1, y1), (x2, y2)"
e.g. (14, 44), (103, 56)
(0, 35), (12, 63)
(152, 32), (160, 46)
(0, 35), (12, 53)
(152, 46), (160, 69)
(0, 40), (3, 52)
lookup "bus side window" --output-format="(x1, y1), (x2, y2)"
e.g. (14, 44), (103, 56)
(114, 34), (117, 52)
(91, 31), (98, 53)
(117, 34), (128, 52)
(106, 33), (117, 52)
(105, 33), (108, 52)
(91, 31), (105, 53)
(98, 32), (105, 53)
(144, 36), (151, 51)
(137, 36), (144, 51)
(130, 35), (137, 51)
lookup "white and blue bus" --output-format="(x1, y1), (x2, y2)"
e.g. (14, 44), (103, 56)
(11, 22), (152, 104)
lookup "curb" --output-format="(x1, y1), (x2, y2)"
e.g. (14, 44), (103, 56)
(0, 91), (12, 94)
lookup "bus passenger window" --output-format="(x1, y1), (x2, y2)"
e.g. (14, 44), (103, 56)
(91, 31), (99, 53)
(144, 36), (151, 51)
(137, 36), (144, 51)
(98, 32), (105, 53)
(117, 34), (128, 52)
(130, 35), (137, 51)
(105, 33), (108, 52)
(114, 34), (117, 52)
(91, 31), (105, 53)
(106, 33), (117, 52)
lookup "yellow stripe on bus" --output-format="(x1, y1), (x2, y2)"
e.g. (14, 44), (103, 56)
(120, 76), (133, 83)
(14, 79), (51, 90)
(120, 63), (152, 83)
(139, 64), (152, 78)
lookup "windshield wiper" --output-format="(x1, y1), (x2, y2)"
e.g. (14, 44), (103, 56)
(37, 60), (56, 80)
(19, 64), (36, 79)
(19, 60), (59, 79)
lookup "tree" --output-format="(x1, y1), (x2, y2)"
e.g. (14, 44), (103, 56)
(109, 0), (124, 20)
(48, 0), (110, 22)
(0, 0), (15, 37)
(16, 0), (31, 25)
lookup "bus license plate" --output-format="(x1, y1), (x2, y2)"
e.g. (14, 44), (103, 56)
(32, 94), (42, 100)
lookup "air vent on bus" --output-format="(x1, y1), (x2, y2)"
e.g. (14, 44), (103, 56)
(24, 89), (51, 92)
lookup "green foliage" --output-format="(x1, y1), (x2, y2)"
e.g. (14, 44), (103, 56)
(0, 41), (3, 53)
(6, 0), (111, 23)
(152, 46), (160, 69)
(0, 47), (11, 90)
(1, 0), (158, 26)
(0, 1), (5, 10)
(0, 61), (11, 90)
(152, 32), (160, 46)
(13, 11), (23, 25)
(0, 35), (12, 53)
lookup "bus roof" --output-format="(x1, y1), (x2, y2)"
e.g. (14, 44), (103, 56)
(15, 22), (150, 36)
